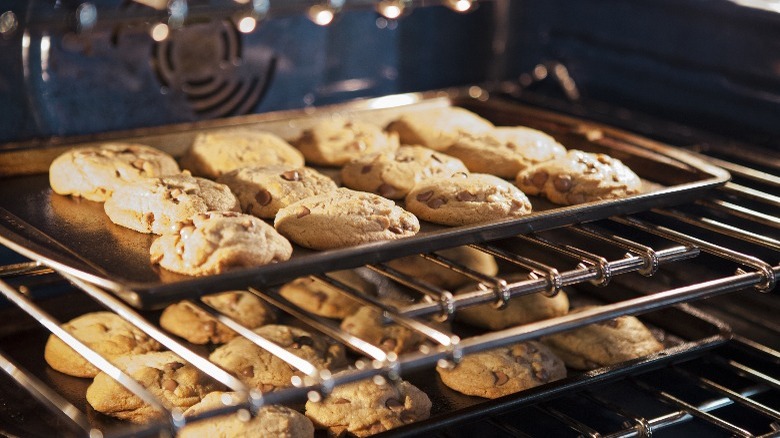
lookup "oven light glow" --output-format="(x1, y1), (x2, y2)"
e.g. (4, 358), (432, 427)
(366, 93), (419, 109)
(445, 0), (476, 13)
(150, 23), (169, 42)
(237, 16), (256, 33)
(376, 0), (411, 19)
(308, 6), (335, 26)
(381, 5), (402, 19)
(40, 35), (50, 82)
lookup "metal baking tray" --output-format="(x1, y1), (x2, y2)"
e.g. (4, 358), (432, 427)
(0, 275), (731, 437)
(0, 90), (730, 309)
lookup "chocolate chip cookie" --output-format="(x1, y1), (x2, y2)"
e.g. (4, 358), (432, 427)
(217, 165), (337, 219)
(180, 130), (305, 179)
(305, 372), (431, 437)
(159, 291), (275, 344)
(86, 351), (223, 423)
(150, 211), (293, 276)
(516, 149), (642, 205)
(385, 106), (494, 151)
(541, 307), (665, 370)
(340, 145), (469, 199)
(49, 143), (180, 202)
(44, 311), (163, 378)
(179, 392), (314, 438)
(340, 305), (426, 355)
(104, 173), (240, 234)
(436, 341), (566, 399)
(292, 118), (400, 166)
(385, 245), (498, 290)
(279, 270), (375, 319)
(405, 173), (533, 226)
(274, 188), (420, 250)
(446, 126), (567, 178)
(209, 325), (347, 392)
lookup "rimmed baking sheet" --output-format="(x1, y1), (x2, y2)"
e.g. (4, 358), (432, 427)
(0, 91), (730, 309)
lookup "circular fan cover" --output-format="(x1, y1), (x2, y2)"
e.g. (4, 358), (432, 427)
(153, 20), (275, 118)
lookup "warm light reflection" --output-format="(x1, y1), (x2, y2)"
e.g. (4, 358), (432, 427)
(366, 93), (419, 109)
(150, 23), (169, 41)
(445, 0), (475, 13)
(237, 16), (256, 33)
(308, 6), (335, 26)
(376, 0), (410, 19)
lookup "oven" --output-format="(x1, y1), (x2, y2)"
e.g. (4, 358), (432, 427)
(0, 1), (778, 437)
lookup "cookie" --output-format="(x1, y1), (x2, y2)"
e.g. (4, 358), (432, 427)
(436, 341), (566, 399)
(278, 270), (375, 319)
(209, 324), (347, 392)
(104, 173), (240, 234)
(385, 245), (498, 290)
(516, 149), (642, 205)
(180, 130), (305, 179)
(86, 351), (222, 423)
(150, 211), (293, 276)
(405, 173), (533, 226)
(159, 291), (275, 344)
(49, 143), (180, 202)
(541, 307), (665, 370)
(291, 118), (400, 166)
(340, 145), (469, 199)
(216, 165), (338, 219)
(44, 311), (163, 378)
(446, 126), (567, 178)
(179, 392), (314, 438)
(305, 373), (431, 437)
(455, 278), (570, 330)
(340, 305), (426, 355)
(274, 188), (420, 250)
(385, 106), (494, 151)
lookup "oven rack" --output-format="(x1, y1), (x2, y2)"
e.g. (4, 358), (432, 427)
(411, 337), (780, 438)
(0, 179), (777, 437)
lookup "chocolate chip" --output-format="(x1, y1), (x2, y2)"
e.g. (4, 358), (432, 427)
(202, 320), (217, 335)
(431, 154), (442, 163)
(164, 361), (184, 372)
(297, 206), (311, 218)
(162, 379), (178, 391)
(380, 337), (397, 351)
(385, 398), (404, 411)
(261, 384), (275, 393)
(399, 412), (415, 423)
(493, 370), (509, 386)
(240, 366), (254, 378)
(130, 159), (146, 170)
(396, 155), (414, 163)
(388, 226), (403, 234)
(361, 165), (373, 174)
(427, 197), (447, 209)
(293, 335), (314, 348)
(596, 154), (611, 164)
(534, 367), (550, 382)
(597, 318), (620, 328)
(456, 191), (477, 202)
(531, 170), (549, 187)
(612, 174), (621, 182)
(255, 189), (272, 206)
(553, 174), (573, 192)
(415, 190), (434, 202)
(377, 183), (396, 197)
(280, 170), (301, 181)
(331, 398), (351, 404)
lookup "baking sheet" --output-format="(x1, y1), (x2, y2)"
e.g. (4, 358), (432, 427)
(0, 91), (730, 309)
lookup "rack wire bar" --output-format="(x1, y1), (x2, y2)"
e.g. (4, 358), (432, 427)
(513, 234), (615, 286)
(537, 404), (602, 437)
(0, 349), (94, 435)
(580, 391), (653, 438)
(721, 183), (780, 208)
(631, 378), (754, 437)
(696, 199), (780, 229)
(653, 208), (780, 251)
(702, 156), (780, 189)
(0, 278), (172, 430)
(0, 260), (52, 278)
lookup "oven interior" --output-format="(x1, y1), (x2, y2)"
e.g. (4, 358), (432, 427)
(0, 1), (778, 437)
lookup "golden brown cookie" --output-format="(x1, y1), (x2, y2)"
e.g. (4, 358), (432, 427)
(86, 351), (222, 423)
(44, 312), (163, 378)
(150, 211), (293, 276)
(446, 126), (567, 178)
(541, 307), (664, 370)
(104, 173), (240, 234)
(49, 143), (180, 202)
(180, 130), (305, 179)
(179, 392), (314, 438)
(340, 145), (469, 199)
(340, 305), (426, 355)
(159, 291), (275, 344)
(291, 118), (400, 166)
(305, 373), (431, 437)
(209, 325), (347, 392)
(278, 270), (375, 319)
(455, 278), (570, 330)
(436, 341), (566, 399)
(516, 149), (642, 205)
(216, 165), (338, 219)
(274, 188), (420, 250)
(385, 245), (498, 290)
(405, 173), (533, 226)
(385, 106), (494, 151)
